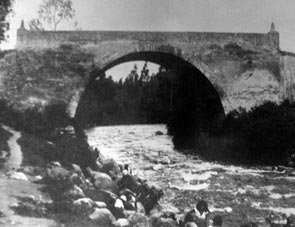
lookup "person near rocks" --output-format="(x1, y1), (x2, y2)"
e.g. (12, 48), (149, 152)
(93, 148), (100, 160)
(195, 200), (210, 217)
(119, 189), (137, 211)
(121, 164), (132, 176)
(183, 211), (198, 226)
(181, 200), (210, 227)
(117, 172), (141, 193)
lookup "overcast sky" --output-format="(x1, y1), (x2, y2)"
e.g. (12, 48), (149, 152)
(2, 0), (295, 79)
(2, 0), (295, 51)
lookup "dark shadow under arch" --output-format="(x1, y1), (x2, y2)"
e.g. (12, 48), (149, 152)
(75, 51), (225, 148)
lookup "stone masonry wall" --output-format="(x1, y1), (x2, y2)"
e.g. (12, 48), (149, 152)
(17, 27), (279, 52)
(280, 53), (295, 102)
(2, 23), (289, 114)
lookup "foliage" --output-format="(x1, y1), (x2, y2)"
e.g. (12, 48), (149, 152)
(79, 63), (217, 153)
(0, 99), (71, 140)
(197, 100), (295, 165)
(79, 63), (172, 127)
(28, 18), (44, 31)
(29, 0), (76, 31)
(53, 133), (97, 169)
(0, 99), (97, 168)
(0, 0), (13, 43)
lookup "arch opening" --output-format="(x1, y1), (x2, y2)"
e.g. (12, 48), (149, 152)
(75, 51), (225, 148)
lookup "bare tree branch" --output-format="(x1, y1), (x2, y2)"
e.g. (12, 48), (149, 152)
(32, 0), (76, 31)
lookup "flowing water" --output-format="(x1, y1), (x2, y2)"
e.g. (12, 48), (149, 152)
(86, 124), (295, 226)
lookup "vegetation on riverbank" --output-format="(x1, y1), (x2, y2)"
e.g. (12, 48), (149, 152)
(0, 98), (98, 169)
(0, 99), (70, 139)
(1, 93), (295, 167)
(78, 63), (172, 127)
(194, 100), (295, 166)
(0, 127), (12, 167)
(94, 63), (295, 166)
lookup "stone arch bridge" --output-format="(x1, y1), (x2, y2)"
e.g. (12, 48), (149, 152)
(1, 22), (295, 129)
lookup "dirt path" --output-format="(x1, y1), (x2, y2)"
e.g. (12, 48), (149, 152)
(2, 126), (22, 172)
(0, 126), (57, 227)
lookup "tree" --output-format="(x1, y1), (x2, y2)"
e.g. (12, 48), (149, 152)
(28, 19), (44, 31)
(140, 61), (150, 83)
(0, 0), (13, 43)
(30, 0), (76, 31)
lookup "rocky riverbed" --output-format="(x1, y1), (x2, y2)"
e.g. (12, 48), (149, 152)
(86, 124), (295, 227)
(1, 124), (295, 227)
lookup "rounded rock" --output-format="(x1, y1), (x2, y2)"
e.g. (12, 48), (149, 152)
(10, 172), (28, 181)
(89, 208), (116, 225)
(115, 218), (130, 227)
(73, 197), (94, 213)
(93, 201), (107, 208)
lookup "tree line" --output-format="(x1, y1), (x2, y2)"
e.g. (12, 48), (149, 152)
(84, 63), (172, 126)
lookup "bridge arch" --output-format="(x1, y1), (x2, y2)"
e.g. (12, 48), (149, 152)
(74, 50), (225, 147)
(88, 42), (225, 92)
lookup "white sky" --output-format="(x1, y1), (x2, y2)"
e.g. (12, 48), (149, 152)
(107, 61), (160, 81)
(2, 0), (295, 79)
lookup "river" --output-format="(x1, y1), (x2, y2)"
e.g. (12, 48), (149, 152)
(86, 124), (295, 226)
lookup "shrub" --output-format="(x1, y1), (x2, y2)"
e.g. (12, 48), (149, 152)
(0, 99), (71, 140)
(195, 100), (295, 165)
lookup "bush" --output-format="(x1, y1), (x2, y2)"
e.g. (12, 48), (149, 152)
(0, 99), (71, 140)
(0, 98), (98, 169)
(195, 100), (295, 165)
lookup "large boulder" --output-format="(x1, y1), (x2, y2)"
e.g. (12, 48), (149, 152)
(70, 163), (84, 176)
(45, 166), (70, 183)
(158, 204), (180, 217)
(63, 185), (85, 200)
(86, 167), (119, 194)
(136, 202), (146, 215)
(101, 160), (122, 180)
(94, 201), (107, 209)
(89, 208), (116, 226)
(45, 164), (89, 201)
(149, 214), (177, 227)
(73, 197), (94, 214)
(115, 218), (130, 227)
(69, 172), (88, 191)
(85, 188), (118, 205)
(10, 172), (28, 181)
(184, 222), (198, 227)
(127, 213), (149, 227)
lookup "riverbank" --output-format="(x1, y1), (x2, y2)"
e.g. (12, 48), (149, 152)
(0, 126), (58, 227)
(1, 123), (295, 226)
(0, 125), (12, 168)
(0, 125), (165, 227)
(87, 124), (295, 227)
